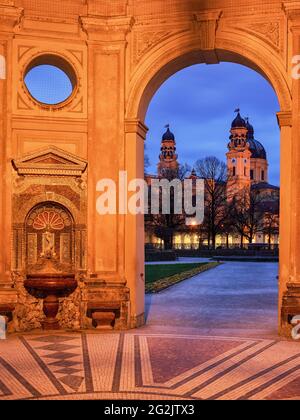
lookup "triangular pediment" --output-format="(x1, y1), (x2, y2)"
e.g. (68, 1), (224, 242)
(12, 147), (87, 176)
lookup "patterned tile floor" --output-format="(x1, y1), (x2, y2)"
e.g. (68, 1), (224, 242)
(0, 331), (300, 400)
(1, 263), (299, 400)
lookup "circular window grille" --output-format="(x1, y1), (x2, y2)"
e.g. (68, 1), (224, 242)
(24, 54), (77, 107)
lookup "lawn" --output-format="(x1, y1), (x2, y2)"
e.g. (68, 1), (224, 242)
(145, 262), (219, 293)
(146, 263), (207, 284)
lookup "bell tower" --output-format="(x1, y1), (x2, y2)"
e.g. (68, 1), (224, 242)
(226, 110), (251, 198)
(157, 125), (179, 177)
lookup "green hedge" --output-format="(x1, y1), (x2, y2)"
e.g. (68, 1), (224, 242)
(146, 262), (220, 294)
(145, 250), (177, 262)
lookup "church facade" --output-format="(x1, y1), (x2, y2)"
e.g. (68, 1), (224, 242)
(145, 111), (280, 250)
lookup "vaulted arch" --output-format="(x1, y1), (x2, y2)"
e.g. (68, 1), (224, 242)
(126, 31), (291, 120)
(125, 26), (293, 336)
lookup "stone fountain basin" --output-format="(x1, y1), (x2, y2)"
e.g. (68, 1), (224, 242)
(25, 273), (77, 297)
(24, 273), (77, 331)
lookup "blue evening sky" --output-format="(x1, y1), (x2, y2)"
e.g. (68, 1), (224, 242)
(25, 62), (280, 185)
(145, 63), (280, 186)
(25, 65), (73, 105)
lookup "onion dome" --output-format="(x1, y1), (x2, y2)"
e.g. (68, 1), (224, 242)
(162, 126), (175, 141)
(245, 118), (255, 140)
(231, 110), (247, 128)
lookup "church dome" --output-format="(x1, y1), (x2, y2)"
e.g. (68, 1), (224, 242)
(248, 139), (267, 160)
(245, 118), (267, 159)
(231, 112), (246, 128)
(245, 119), (254, 140)
(162, 127), (175, 141)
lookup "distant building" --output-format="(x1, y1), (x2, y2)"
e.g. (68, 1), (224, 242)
(157, 125), (179, 177)
(145, 111), (279, 250)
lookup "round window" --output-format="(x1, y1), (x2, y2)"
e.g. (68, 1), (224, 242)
(24, 55), (77, 106)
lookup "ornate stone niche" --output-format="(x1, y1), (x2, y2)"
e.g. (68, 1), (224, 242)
(11, 146), (88, 332)
(25, 204), (75, 272)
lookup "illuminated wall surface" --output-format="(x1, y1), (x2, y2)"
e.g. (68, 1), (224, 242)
(0, 0), (297, 338)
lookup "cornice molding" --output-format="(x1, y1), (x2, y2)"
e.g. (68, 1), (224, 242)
(277, 111), (293, 127)
(0, 4), (23, 32)
(283, 1), (300, 17)
(12, 146), (87, 177)
(80, 15), (135, 41)
(283, 1), (300, 33)
(194, 9), (223, 23)
(193, 9), (222, 51)
(125, 119), (149, 140)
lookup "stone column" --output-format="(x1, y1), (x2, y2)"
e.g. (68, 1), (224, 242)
(0, 3), (23, 317)
(82, 15), (137, 328)
(286, 10), (300, 282)
(124, 119), (148, 328)
(280, 4), (300, 335)
(82, 16), (133, 278)
(0, 40), (6, 285)
(0, 5), (22, 286)
(277, 111), (292, 334)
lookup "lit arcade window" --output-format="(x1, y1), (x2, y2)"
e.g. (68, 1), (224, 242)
(24, 54), (77, 107)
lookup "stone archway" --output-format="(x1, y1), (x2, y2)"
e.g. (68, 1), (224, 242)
(125, 29), (293, 336)
(127, 42), (291, 122)
(0, 1), (298, 337)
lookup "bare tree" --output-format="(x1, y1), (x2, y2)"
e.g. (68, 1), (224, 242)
(219, 214), (236, 249)
(230, 188), (264, 247)
(262, 207), (279, 249)
(145, 167), (186, 250)
(178, 163), (192, 180)
(194, 156), (228, 249)
(158, 163), (190, 181)
(144, 143), (150, 173)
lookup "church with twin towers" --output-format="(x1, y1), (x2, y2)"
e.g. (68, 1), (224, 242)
(145, 110), (280, 250)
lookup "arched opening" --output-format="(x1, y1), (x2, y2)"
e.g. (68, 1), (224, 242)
(127, 49), (291, 122)
(126, 42), (292, 337)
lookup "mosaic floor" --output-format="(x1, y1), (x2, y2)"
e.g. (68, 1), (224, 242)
(0, 332), (299, 400)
